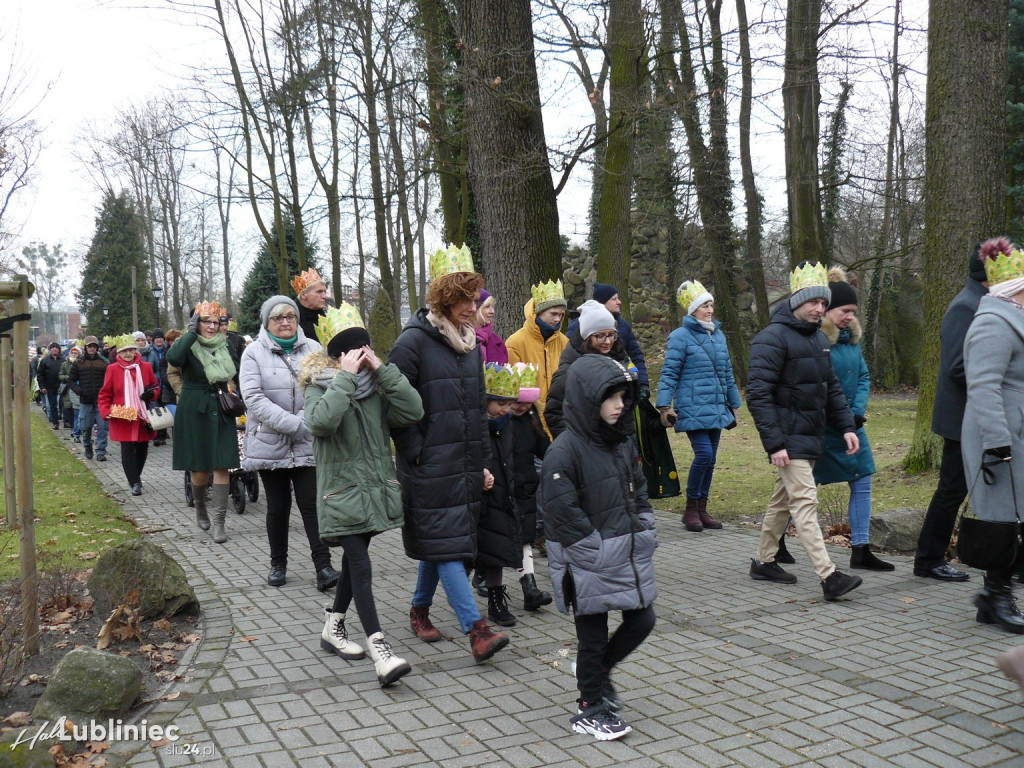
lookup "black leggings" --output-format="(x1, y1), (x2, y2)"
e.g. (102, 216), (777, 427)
(259, 467), (330, 572)
(332, 532), (380, 637)
(574, 606), (656, 705)
(120, 441), (149, 485)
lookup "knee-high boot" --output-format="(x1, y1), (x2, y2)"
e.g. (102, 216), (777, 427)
(193, 482), (210, 531)
(210, 483), (230, 544)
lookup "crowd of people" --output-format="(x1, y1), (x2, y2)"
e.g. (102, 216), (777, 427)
(32, 236), (1024, 740)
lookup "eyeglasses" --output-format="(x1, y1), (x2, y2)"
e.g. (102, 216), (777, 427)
(270, 314), (297, 323)
(591, 331), (618, 342)
(199, 319), (220, 327)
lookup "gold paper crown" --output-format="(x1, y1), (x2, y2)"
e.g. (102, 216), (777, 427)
(111, 333), (138, 350)
(291, 268), (325, 295)
(981, 239), (1024, 285)
(676, 280), (710, 311)
(484, 363), (520, 400)
(789, 262), (828, 294)
(194, 300), (224, 319)
(531, 279), (565, 307)
(102, 336), (115, 347)
(315, 303), (365, 348)
(514, 362), (538, 389)
(227, 320), (238, 332)
(429, 244), (475, 282)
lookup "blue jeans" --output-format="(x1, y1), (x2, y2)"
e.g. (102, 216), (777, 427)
(70, 409), (79, 436)
(686, 429), (722, 500)
(412, 560), (481, 634)
(847, 474), (873, 545)
(44, 390), (60, 426)
(78, 403), (108, 456)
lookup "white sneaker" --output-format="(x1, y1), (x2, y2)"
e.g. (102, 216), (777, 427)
(320, 607), (365, 660)
(366, 632), (412, 687)
(571, 701), (631, 741)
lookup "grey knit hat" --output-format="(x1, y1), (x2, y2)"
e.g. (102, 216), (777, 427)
(260, 295), (299, 328)
(577, 299), (617, 340)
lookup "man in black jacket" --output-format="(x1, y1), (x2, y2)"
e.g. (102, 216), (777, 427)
(746, 262), (863, 602)
(36, 342), (64, 428)
(70, 336), (110, 461)
(913, 246), (989, 581)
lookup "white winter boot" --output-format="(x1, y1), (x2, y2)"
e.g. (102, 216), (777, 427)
(366, 632), (412, 687)
(320, 607), (365, 660)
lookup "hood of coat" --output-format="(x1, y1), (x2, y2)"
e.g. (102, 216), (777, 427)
(298, 350), (340, 390)
(821, 315), (862, 345)
(769, 301), (821, 335)
(563, 355), (639, 443)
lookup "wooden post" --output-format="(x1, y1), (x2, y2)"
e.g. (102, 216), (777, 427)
(11, 275), (38, 655)
(0, 335), (15, 526)
(131, 265), (138, 331)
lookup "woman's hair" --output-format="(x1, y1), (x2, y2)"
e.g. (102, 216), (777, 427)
(165, 329), (182, 344)
(583, 335), (625, 356)
(475, 294), (495, 326)
(427, 272), (486, 319)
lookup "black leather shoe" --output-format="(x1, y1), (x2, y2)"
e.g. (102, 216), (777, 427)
(914, 563), (970, 582)
(96, 455), (107, 462)
(131, 482), (143, 496)
(267, 566), (287, 587)
(316, 566), (340, 592)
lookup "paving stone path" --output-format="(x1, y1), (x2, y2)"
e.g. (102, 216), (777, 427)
(55, 420), (1023, 767)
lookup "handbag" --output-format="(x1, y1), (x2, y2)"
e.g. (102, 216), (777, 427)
(147, 405), (174, 431)
(956, 456), (1023, 571)
(217, 386), (246, 418)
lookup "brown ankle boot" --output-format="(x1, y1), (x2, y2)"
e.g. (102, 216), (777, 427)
(409, 605), (442, 642)
(469, 619), (509, 662)
(696, 498), (723, 529)
(683, 498), (703, 532)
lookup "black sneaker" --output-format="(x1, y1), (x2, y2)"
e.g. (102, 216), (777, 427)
(571, 701), (631, 741)
(97, 455), (107, 462)
(749, 558), (797, 584)
(822, 570), (862, 601)
(268, 566), (287, 587)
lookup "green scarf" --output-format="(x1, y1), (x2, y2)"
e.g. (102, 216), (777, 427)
(192, 333), (236, 385)
(268, 331), (296, 354)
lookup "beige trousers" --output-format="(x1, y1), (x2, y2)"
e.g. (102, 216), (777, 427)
(757, 459), (836, 580)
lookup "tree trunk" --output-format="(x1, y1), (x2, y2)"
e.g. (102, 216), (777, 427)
(595, 0), (644, 317)
(783, 0), (825, 268)
(904, 0), (1008, 472)
(456, 0), (562, 336)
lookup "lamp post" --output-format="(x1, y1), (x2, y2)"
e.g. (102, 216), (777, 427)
(151, 284), (162, 327)
(102, 307), (109, 337)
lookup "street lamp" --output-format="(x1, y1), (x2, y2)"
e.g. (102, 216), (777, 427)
(102, 307), (109, 337)
(151, 284), (163, 326)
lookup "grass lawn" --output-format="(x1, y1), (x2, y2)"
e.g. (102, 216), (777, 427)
(0, 410), (138, 582)
(652, 394), (939, 524)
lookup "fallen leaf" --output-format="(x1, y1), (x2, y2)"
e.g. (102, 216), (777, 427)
(76, 552), (97, 560)
(153, 619), (171, 634)
(2, 712), (31, 727)
(899, 596), (915, 604)
(161, 691), (180, 702)
(239, 636), (257, 643)
(87, 741), (110, 753)
(150, 738), (169, 748)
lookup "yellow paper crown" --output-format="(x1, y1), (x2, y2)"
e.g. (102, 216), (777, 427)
(429, 244), (475, 282)
(484, 363), (520, 400)
(531, 279), (565, 308)
(789, 262), (828, 294)
(227, 320), (238, 332)
(980, 238), (1024, 285)
(291, 268), (325, 295)
(111, 333), (137, 350)
(194, 300), (224, 320)
(514, 362), (538, 389)
(315, 303), (365, 348)
(102, 336), (115, 347)
(676, 280), (711, 311)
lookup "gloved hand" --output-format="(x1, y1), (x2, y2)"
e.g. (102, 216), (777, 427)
(188, 312), (200, 334)
(141, 385), (156, 402)
(639, 386), (650, 402)
(853, 413), (866, 428)
(659, 408), (677, 428)
(985, 446), (1012, 461)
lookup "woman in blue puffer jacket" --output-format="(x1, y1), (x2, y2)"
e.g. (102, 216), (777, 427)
(657, 280), (742, 532)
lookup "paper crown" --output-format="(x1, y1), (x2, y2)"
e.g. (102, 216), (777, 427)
(513, 362), (540, 403)
(484, 363), (520, 400)
(677, 280), (711, 311)
(102, 336), (115, 347)
(429, 244), (475, 282)
(291, 268), (325, 295)
(979, 237), (1024, 285)
(227, 320), (238, 332)
(315, 303), (365, 348)
(194, 300), (224, 319)
(531, 279), (565, 309)
(789, 262), (828, 294)
(111, 333), (138, 350)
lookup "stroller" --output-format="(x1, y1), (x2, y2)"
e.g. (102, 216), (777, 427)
(184, 416), (259, 513)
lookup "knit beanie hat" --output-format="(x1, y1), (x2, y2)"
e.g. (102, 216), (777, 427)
(788, 261), (831, 310)
(151, 328), (165, 341)
(132, 330), (147, 343)
(969, 242), (988, 282)
(592, 283), (618, 305)
(577, 299), (616, 340)
(260, 295), (299, 329)
(826, 266), (858, 309)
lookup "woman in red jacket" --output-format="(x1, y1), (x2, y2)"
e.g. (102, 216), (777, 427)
(98, 333), (160, 497)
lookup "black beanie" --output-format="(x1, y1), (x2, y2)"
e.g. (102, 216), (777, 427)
(827, 280), (858, 309)
(327, 327), (371, 359)
(968, 242), (988, 282)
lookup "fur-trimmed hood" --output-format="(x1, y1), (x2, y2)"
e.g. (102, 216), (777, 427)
(298, 350), (340, 389)
(821, 315), (862, 345)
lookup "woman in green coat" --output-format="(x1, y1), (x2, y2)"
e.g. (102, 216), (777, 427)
(300, 303), (423, 688)
(166, 300), (240, 543)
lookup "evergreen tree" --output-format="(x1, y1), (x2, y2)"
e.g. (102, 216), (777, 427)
(237, 217), (320, 336)
(77, 191), (152, 336)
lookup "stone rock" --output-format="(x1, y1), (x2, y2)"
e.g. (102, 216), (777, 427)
(631, 304), (652, 324)
(736, 292), (754, 311)
(870, 507), (925, 553)
(32, 648), (142, 723)
(87, 540), (199, 619)
(564, 269), (584, 286)
(0, 732), (61, 768)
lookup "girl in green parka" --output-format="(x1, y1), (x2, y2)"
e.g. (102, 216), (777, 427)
(300, 303), (424, 689)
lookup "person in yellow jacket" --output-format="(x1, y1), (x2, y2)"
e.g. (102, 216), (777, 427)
(506, 280), (569, 438)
